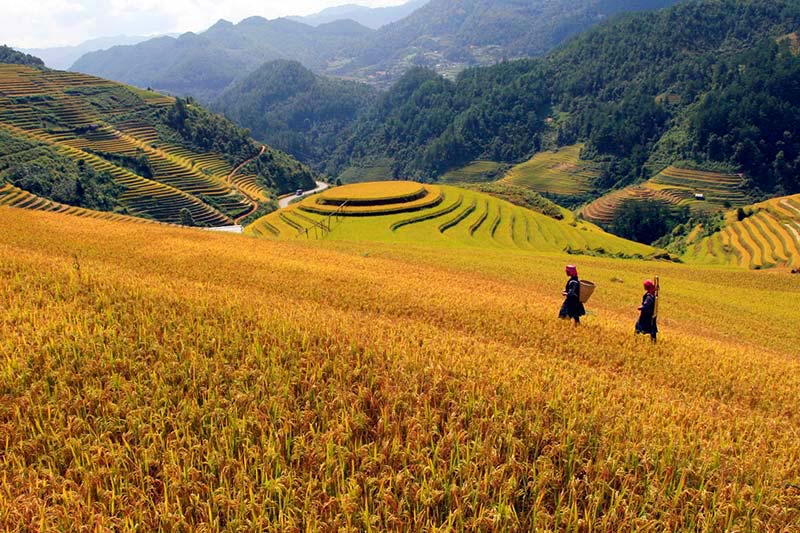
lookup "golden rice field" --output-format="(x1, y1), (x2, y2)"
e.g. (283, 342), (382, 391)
(247, 183), (656, 257)
(299, 181), (445, 215)
(0, 182), (161, 225)
(684, 193), (800, 269)
(500, 144), (599, 196)
(1, 205), (799, 530)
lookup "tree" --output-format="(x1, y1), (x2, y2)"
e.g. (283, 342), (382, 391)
(179, 208), (196, 227)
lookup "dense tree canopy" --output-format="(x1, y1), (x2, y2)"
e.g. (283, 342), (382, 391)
(0, 45), (44, 67)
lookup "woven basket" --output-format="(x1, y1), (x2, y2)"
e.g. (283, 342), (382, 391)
(579, 280), (596, 303)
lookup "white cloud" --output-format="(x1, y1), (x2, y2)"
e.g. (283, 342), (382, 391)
(1, 0), (406, 48)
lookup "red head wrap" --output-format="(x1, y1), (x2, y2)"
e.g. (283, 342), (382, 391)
(644, 279), (655, 293)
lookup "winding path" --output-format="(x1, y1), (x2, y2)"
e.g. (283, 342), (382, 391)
(279, 181), (330, 209)
(228, 146), (266, 225)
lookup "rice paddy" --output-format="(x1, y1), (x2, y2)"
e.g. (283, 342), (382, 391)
(580, 166), (749, 225)
(500, 144), (599, 196)
(247, 182), (657, 257)
(683, 193), (800, 269)
(1, 205), (798, 529)
(0, 64), (268, 225)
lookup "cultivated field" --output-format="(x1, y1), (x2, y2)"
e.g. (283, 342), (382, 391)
(500, 144), (599, 196)
(439, 161), (507, 184)
(1, 206), (798, 530)
(246, 183), (656, 257)
(580, 166), (748, 225)
(0, 64), (268, 225)
(684, 193), (800, 269)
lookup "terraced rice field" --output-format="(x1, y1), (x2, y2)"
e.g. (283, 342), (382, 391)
(684, 193), (800, 269)
(580, 166), (749, 225)
(298, 181), (444, 215)
(247, 182), (656, 257)
(500, 144), (598, 196)
(2, 207), (799, 529)
(0, 64), (260, 225)
(0, 182), (159, 225)
(439, 160), (506, 183)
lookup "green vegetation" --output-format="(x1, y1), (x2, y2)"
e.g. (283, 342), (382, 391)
(246, 183), (657, 258)
(689, 40), (800, 196)
(327, 0), (680, 84)
(610, 199), (689, 245)
(0, 130), (124, 211)
(69, 0), (678, 98)
(160, 97), (257, 164)
(213, 60), (378, 171)
(458, 182), (564, 220)
(239, 149), (316, 197)
(499, 144), (600, 207)
(438, 160), (508, 183)
(328, 0), (800, 200)
(0, 45), (44, 67)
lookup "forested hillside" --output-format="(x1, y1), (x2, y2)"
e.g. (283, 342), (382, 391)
(326, 0), (800, 202)
(0, 45), (44, 67)
(213, 60), (378, 171)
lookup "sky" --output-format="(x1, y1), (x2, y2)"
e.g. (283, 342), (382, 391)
(3, 0), (406, 49)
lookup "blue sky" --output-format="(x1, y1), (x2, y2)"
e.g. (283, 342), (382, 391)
(3, 0), (404, 48)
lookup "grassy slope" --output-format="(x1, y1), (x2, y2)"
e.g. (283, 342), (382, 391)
(247, 185), (656, 257)
(1, 206), (798, 529)
(500, 144), (598, 196)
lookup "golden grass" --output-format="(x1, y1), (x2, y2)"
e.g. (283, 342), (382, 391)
(1, 206), (799, 529)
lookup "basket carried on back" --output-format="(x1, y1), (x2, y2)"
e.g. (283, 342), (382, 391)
(579, 280), (596, 303)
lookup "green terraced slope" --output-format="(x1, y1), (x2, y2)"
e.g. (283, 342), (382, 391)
(246, 183), (657, 258)
(500, 144), (599, 196)
(0, 63), (314, 225)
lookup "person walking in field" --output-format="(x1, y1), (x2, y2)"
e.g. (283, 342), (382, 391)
(559, 264), (586, 325)
(635, 279), (658, 343)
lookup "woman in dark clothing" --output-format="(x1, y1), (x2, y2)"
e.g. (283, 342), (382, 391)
(559, 265), (586, 325)
(635, 279), (658, 342)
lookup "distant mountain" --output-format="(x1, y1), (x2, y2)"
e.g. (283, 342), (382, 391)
(71, 0), (682, 96)
(20, 35), (171, 70)
(213, 60), (378, 171)
(288, 0), (429, 29)
(330, 0), (683, 85)
(0, 45), (44, 67)
(71, 18), (373, 102)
